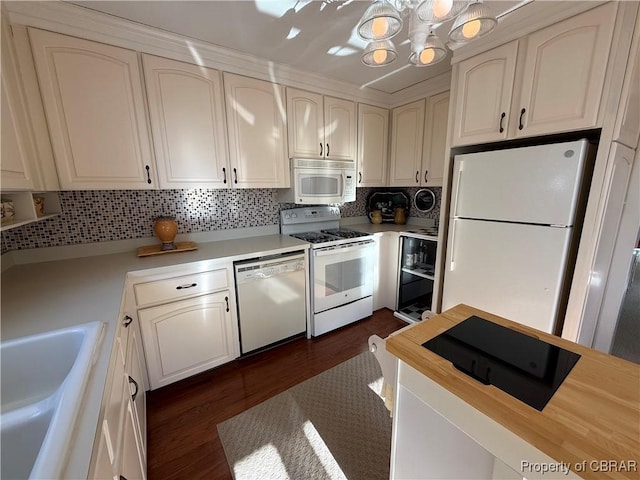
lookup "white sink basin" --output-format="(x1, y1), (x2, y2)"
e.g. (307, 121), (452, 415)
(1, 321), (104, 480)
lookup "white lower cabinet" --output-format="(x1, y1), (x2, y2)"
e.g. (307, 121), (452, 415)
(90, 313), (147, 480)
(132, 265), (239, 390)
(139, 291), (236, 389)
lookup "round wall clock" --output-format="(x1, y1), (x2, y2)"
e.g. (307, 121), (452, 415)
(414, 188), (436, 213)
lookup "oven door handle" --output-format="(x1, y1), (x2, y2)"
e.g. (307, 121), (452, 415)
(313, 240), (374, 256)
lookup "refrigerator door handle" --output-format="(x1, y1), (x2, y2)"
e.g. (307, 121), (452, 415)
(452, 168), (463, 217)
(449, 219), (457, 271)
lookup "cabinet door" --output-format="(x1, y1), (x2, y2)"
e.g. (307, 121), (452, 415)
(286, 87), (324, 159)
(224, 73), (289, 188)
(388, 100), (425, 186)
(101, 336), (128, 478)
(613, 14), (640, 149)
(119, 400), (146, 480)
(357, 104), (389, 187)
(324, 96), (356, 161)
(451, 41), (517, 147)
(422, 91), (450, 187)
(139, 291), (236, 389)
(143, 54), (228, 188)
(515, 2), (616, 138)
(126, 323), (146, 460)
(28, 29), (155, 190)
(1, 22), (35, 191)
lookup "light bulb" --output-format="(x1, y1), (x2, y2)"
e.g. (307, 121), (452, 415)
(371, 17), (389, 39)
(432, 0), (453, 18)
(462, 19), (481, 39)
(420, 48), (436, 65)
(373, 48), (388, 64)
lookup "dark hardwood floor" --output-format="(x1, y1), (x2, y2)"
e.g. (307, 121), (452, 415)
(146, 308), (407, 480)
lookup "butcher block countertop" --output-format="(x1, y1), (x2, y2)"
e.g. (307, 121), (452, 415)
(386, 304), (640, 480)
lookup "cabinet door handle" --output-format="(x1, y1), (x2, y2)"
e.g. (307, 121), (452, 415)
(128, 375), (139, 402)
(499, 112), (506, 133)
(145, 165), (152, 185)
(233, 167), (238, 184)
(424, 170), (428, 183)
(415, 170), (419, 183)
(225, 296), (230, 312)
(358, 172), (362, 183)
(326, 143), (330, 157)
(518, 108), (526, 130)
(320, 143), (323, 156)
(222, 167), (227, 184)
(123, 315), (133, 328)
(176, 282), (197, 290)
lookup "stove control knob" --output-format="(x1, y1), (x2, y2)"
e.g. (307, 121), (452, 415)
(284, 213), (291, 219)
(292, 213), (297, 218)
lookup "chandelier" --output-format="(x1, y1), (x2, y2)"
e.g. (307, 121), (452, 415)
(358, 0), (497, 67)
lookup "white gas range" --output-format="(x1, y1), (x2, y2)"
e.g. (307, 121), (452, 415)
(281, 206), (375, 336)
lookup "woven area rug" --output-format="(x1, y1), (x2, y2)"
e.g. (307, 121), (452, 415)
(217, 351), (391, 480)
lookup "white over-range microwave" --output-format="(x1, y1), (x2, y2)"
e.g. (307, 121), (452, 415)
(278, 158), (356, 204)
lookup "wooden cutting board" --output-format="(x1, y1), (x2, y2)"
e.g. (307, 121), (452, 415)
(137, 241), (198, 257)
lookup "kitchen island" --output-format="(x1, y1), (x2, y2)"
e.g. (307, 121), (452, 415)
(386, 304), (639, 480)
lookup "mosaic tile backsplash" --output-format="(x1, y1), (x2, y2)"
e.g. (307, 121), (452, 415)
(1, 187), (441, 253)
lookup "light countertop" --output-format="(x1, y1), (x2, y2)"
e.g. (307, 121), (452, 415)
(387, 304), (640, 480)
(0, 233), (308, 479)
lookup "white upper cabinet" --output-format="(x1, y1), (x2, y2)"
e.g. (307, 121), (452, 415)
(324, 96), (356, 161)
(29, 28), (155, 189)
(286, 87), (356, 161)
(357, 103), (389, 187)
(1, 22), (35, 191)
(388, 99), (425, 186)
(287, 89), (324, 158)
(452, 41), (517, 146)
(422, 91), (450, 187)
(515, 2), (617, 138)
(223, 73), (289, 188)
(142, 54), (229, 189)
(613, 13), (640, 150)
(452, 2), (617, 146)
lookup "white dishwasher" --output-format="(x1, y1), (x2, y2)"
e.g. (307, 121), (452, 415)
(234, 251), (307, 354)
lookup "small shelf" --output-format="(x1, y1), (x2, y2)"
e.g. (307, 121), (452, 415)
(0, 191), (61, 232)
(401, 264), (435, 280)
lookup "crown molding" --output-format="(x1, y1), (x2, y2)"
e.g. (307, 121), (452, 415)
(449, 0), (608, 64)
(4, 1), (397, 107)
(389, 71), (452, 107)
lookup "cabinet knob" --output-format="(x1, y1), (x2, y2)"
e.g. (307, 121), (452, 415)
(222, 167), (227, 184)
(358, 172), (362, 184)
(326, 143), (330, 157)
(320, 143), (323, 156)
(225, 296), (230, 312)
(499, 112), (506, 133)
(518, 108), (526, 130)
(415, 171), (419, 183)
(123, 315), (133, 328)
(145, 165), (152, 185)
(424, 170), (428, 183)
(233, 168), (238, 184)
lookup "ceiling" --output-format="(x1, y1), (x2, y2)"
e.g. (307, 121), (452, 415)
(70, 0), (525, 95)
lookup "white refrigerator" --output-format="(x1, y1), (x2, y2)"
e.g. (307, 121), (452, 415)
(442, 139), (594, 334)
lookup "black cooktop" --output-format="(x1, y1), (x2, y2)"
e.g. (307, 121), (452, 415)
(422, 316), (581, 411)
